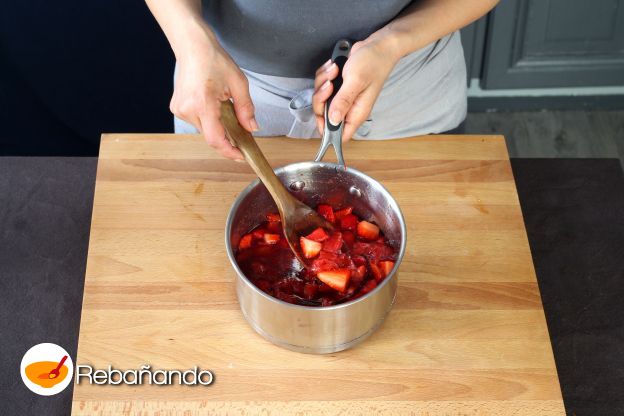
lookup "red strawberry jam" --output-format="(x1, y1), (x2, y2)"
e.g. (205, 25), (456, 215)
(235, 204), (397, 306)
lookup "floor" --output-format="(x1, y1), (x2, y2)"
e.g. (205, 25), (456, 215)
(465, 110), (624, 168)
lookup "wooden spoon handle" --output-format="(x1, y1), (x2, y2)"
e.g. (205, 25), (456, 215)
(55, 355), (68, 371)
(220, 100), (293, 212)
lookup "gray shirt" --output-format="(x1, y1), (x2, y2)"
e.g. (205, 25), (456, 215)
(202, 0), (412, 77)
(180, 1), (467, 138)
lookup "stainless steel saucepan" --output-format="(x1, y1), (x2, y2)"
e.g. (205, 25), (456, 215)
(225, 162), (406, 353)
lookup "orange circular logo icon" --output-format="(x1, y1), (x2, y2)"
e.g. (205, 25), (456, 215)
(21, 343), (74, 396)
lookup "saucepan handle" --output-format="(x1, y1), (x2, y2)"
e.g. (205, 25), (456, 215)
(315, 39), (352, 167)
(326, 39), (351, 122)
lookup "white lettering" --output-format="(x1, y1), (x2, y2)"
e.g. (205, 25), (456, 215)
(74, 364), (214, 386)
(168, 370), (182, 385)
(92, 370), (107, 385)
(123, 370), (137, 385)
(139, 364), (152, 385)
(75, 365), (93, 384)
(182, 368), (197, 385)
(108, 366), (123, 385)
(153, 370), (167, 385)
(198, 370), (213, 385)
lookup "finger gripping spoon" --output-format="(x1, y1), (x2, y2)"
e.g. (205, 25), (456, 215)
(220, 100), (334, 267)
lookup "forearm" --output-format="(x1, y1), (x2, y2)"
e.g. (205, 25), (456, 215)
(145, 0), (216, 61)
(372, 0), (499, 61)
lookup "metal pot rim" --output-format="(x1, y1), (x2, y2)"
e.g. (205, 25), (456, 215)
(225, 161), (407, 311)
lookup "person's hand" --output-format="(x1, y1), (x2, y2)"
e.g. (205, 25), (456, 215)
(312, 37), (400, 141)
(171, 26), (257, 160)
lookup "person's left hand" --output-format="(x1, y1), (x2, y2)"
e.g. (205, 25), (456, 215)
(312, 37), (400, 141)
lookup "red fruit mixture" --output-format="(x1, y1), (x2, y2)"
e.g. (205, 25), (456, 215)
(235, 204), (397, 306)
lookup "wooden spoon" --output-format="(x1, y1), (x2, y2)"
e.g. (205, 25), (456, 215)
(220, 100), (334, 266)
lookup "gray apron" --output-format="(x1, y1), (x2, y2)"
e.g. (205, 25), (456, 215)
(175, 31), (467, 139)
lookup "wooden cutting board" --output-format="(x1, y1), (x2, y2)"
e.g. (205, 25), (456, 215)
(72, 134), (565, 415)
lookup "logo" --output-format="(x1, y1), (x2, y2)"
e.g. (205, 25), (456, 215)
(21, 343), (74, 396)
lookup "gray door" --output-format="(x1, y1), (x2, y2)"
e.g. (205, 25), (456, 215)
(482, 0), (624, 89)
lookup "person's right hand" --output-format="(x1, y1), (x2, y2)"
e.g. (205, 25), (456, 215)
(170, 26), (257, 160)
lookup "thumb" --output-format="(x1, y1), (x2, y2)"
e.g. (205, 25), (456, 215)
(327, 76), (361, 126)
(229, 72), (258, 132)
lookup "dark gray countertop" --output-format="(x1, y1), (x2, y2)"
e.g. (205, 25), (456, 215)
(1, 157), (623, 415)
(511, 158), (624, 416)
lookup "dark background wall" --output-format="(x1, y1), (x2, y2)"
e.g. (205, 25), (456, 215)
(0, 1), (175, 156)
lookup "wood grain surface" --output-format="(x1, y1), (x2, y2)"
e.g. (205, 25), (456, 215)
(72, 134), (564, 415)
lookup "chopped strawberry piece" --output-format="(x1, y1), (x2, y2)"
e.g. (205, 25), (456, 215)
(351, 265), (367, 285)
(317, 282), (337, 293)
(310, 258), (339, 273)
(252, 228), (266, 240)
(357, 264), (367, 277)
(305, 227), (329, 242)
(340, 255), (355, 269)
(379, 260), (395, 277)
(238, 234), (253, 250)
(266, 212), (281, 222)
(300, 237), (322, 258)
(322, 232), (343, 252)
(352, 241), (395, 261)
(303, 283), (318, 300)
(278, 237), (290, 249)
(357, 220), (380, 240)
(266, 220), (281, 233)
(342, 231), (355, 247)
(263, 233), (280, 245)
(318, 250), (339, 261)
(352, 255), (367, 267)
(317, 269), (351, 292)
(360, 279), (377, 295)
(317, 204), (335, 223)
(340, 214), (358, 231)
(334, 207), (353, 220)
(369, 261), (383, 282)
(318, 251), (352, 268)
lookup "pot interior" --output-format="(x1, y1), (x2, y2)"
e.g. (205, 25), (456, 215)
(227, 162), (405, 257)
